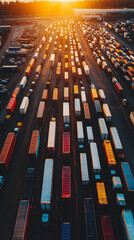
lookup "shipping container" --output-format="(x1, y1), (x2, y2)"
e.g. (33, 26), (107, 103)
(64, 87), (69, 101)
(101, 216), (115, 240)
(47, 121), (56, 152)
(20, 97), (29, 115)
(103, 140), (116, 167)
(37, 101), (46, 123)
(77, 121), (84, 143)
(121, 209), (134, 240)
(63, 102), (70, 123)
(80, 153), (89, 184)
(6, 97), (16, 113)
(62, 166), (71, 198)
(40, 159), (53, 211)
(110, 127), (123, 153)
(63, 132), (70, 154)
(20, 76), (27, 89)
(121, 162), (134, 193)
(102, 104), (112, 122)
(90, 143), (101, 173)
(0, 132), (16, 168)
(62, 223), (71, 240)
(12, 87), (20, 99)
(96, 182), (108, 205)
(84, 198), (98, 240)
(42, 89), (48, 101)
(12, 200), (30, 240)
(98, 118), (108, 140)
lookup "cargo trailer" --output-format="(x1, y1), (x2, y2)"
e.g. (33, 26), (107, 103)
(63, 132), (70, 154)
(121, 209), (134, 240)
(25, 66), (31, 77)
(86, 126), (94, 143)
(74, 99), (81, 116)
(74, 85), (79, 96)
(12, 200), (30, 240)
(40, 159), (53, 211)
(50, 54), (55, 67)
(77, 121), (84, 143)
(98, 118), (108, 140)
(62, 223), (71, 240)
(37, 101), (46, 123)
(94, 100), (102, 118)
(0, 132), (16, 169)
(83, 103), (91, 124)
(28, 130), (40, 160)
(47, 121), (56, 152)
(91, 88), (98, 102)
(64, 72), (69, 82)
(42, 89), (48, 101)
(103, 140), (116, 167)
(98, 89), (106, 103)
(64, 87), (69, 101)
(29, 58), (35, 68)
(121, 162), (134, 193)
(63, 102), (70, 123)
(96, 182), (108, 205)
(110, 127), (123, 154)
(6, 97), (16, 114)
(62, 166), (71, 198)
(20, 76), (27, 89)
(90, 142), (101, 173)
(52, 88), (58, 102)
(84, 198), (98, 240)
(101, 216), (115, 240)
(81, 90), (87, 103)
(80, 153), (89, 184)
(130, 112), (134, 126)
(20, 97), (29, 115)
(12, 87), (20, 99)
(102, 104), (112, 122)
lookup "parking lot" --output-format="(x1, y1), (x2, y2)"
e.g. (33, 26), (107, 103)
(0, 19), (134, 240)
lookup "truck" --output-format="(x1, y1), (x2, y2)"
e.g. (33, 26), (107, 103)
(101, 216), (115, 240)
(98, 118), (108, 140)
(110, 127), (123, 154)
(63, 102), (70, 123)
(121, 162), (134, 193)
(47, 120), (56, 152)
(121, 210), (134, 240)
(86, 126), (94, 143)
(96, 182), (108, 205)
(74, 99), (81, 116)
(35, 64), (41, 80)
(62, 223), (71, 240)
(12, 87), (21, 99)
(20, 76), (27, 89)
(20, 96), (29, 115)
(25, 66), (31, 77)
(102, 104), (112, 122)
(103, 140), (116, 167)
(77, 121), (84, 143)
(90, 142), (101, 173)
(37, 101), (46, 124)
(62, 166), (71, 198)
(64, 87), (69, 101)
(0, 132), (16, 169)
(62, 132), (70, 154)
(6, 97), (16, 114)
(40, 159), (53, 211)
(28, 130), (40, 160)
(80, 153), (89, 184)
(50, 54), (55, 68)
(98, 89), (106, 103)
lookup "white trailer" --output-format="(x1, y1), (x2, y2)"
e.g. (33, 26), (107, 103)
(20, 96), (29, 115)
(40, 159), (53, 211)
(63, 102), (70, 123)
(77, 121), (84, 143)
(80, 153), (89, 184)
(90, 142), (101, 173)
(102, 103), (112, 122)
(64, 87), (69, 101)
(110, 127), (123, 153)
(98, 89), (106, 103)
(77, 68), (82, 78)
(74, 98), (81, 116)
(20, 76), (27, 89)
(34, 52), (39, 60)
(50, 54), (55, 68)
(86, 126), (94, 143)
(81, 90), (87, 103)
(64, 72), (69, 82)
(47, 121), (56, 152)
(98, 118), (108, 140)
(84, 65), (90, 76)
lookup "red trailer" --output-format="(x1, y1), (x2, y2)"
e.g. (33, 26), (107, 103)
(28, 130), (40, 160)
(12, 200), (30, 240)
(0, 132), (16, 168)
(6, 97), (16, 113)
(114, 82), (123, 95)
(63, 132), (70, 154)
(127, 70), (133, 78)
(12, 87), (20, 99)
(101, 216), (115, 240)
(62, 166), (71, 198)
